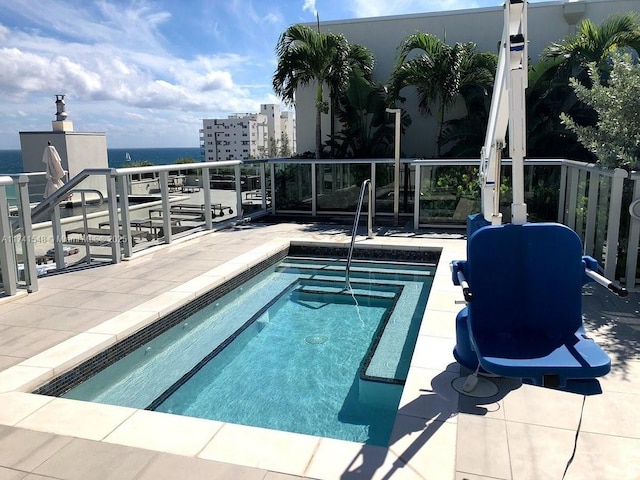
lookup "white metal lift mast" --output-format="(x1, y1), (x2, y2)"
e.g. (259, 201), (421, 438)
(480, 0), (528, 225)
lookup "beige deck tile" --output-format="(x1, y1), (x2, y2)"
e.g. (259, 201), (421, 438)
(419, 309), (457, 338)
(455, 415), (511, 480)
(103, 409), (223, 457)
(454, 473), (508, 480)
(131, 290), (195, 317)
(0, 425), (72, 472)
(563, 431), (640, 480)
(506, 421), (576, 480)
(581, 390), (640, 438)
(0, 365), (53, 394)
(501, 383), (584, 430)
(305, 437), (422, 480)
(85, 309), (159, 340)
(199, 423), (319, 476)
(32, 437), (156, 480)
(137, 453), (268, 480)
(0, 325), (77, 359)
(397, 367), (460, 424)
(17, 398), (136, 441)
(200, 261), (247, 279)
(20, 332), (115, 376)
(0, 466), (28, 480)
(168, 275), (223, 297)
(424, 290), (465, 313)
(389, 415), (457, 479)
(598, 360), (640, 394)
(0, 392), (54, 426)
(410, 336), (458, 372)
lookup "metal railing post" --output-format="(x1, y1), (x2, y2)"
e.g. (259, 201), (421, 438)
(270, 162), (276, 215)
(203, 167), (212, 229)
(260, 162), (267, 211)
(0, 183), (17, 296)
(584, 171), (600, 255)
(311, 162), (317, 216)
(235, 163), (242, 220)
(558, 164), (568, 223)
(106, 172), (120, 263)
(604, 168), (627, 279)
(118, 174), (133, 258)
(626, 174), (640, 288)
(159, 171), (172, 244)
(414, 164), (421, 230)
(51, 203), (65, 269)
(16, 175), (38, 292)
(370, 162), (377, 222)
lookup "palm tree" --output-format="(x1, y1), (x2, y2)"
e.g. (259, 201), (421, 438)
(527, 12), (640, 159)
(389, 32), (496, 157)
(327, 43), (374, 157)
(543, 12), (640, 79)
(274, 24), (370, 159)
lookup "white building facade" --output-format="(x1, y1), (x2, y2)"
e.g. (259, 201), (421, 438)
(201, 104), (296, 161)
(294, 0), (640, 158)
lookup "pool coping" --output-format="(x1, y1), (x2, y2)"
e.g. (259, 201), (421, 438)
(0, 235), (466, 479)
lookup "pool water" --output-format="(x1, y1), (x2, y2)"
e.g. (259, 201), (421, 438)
(63, 256), (434, 445)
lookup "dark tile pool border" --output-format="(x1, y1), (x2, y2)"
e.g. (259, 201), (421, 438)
(33, 245), (441, 398)
(289, 244), (440, 264)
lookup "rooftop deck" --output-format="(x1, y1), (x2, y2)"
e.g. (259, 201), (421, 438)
(0, 222), (637, 479)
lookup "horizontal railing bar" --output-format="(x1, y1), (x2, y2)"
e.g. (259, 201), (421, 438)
(113, 160), (241, 175)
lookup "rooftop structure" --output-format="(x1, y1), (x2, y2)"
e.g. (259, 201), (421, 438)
(19, 95), (108, 178)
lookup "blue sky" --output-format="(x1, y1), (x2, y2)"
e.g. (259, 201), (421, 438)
(0, 0), (543, 149)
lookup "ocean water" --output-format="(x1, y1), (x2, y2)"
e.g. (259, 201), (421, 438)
(0, 147), (202, 175)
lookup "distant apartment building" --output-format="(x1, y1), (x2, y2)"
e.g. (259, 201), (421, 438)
(200, 104), (296, 162)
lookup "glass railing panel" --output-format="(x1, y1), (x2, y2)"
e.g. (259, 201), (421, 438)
(374, 163), (395, 214)
(241, 162), (268, 215)
(274, 162), (312, 212)
(316, 163), (371, 212)
(207, 165), (238, 224)
(524, 164), (560, 222)
(418, 164), (481, 224)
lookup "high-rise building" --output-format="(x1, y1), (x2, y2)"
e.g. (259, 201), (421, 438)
(200, 104), (296, 161)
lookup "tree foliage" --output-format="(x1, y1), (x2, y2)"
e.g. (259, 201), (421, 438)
(561, 54), (640, 170)
(273, 24), (372, 159)
(389, 32), (496, 157)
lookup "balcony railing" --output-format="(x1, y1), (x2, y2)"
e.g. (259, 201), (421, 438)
(2, 156), (639, 292)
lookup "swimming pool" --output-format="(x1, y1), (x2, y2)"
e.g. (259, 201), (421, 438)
(47, 253), (435, 445)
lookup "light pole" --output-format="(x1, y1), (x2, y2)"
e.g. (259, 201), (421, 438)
(386, 108), (401, 225)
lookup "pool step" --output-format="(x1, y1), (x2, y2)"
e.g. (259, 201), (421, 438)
(277, 262), (432, 278)
(294, 286), (396, 301)
(296, 278), (401, 299)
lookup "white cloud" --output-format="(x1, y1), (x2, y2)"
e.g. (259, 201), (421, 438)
(0, 1), (285, 148)
(350, 0), (478, 18)
(302, 0), (317, 16)
(0, 24), (9, 43)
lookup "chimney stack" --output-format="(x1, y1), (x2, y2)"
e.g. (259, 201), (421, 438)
(52, 94), (74, 132)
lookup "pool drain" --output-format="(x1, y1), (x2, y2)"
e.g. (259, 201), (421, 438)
(306, 334), (329, 344)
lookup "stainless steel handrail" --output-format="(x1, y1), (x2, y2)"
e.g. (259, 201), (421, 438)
(345, 179), (374, 289)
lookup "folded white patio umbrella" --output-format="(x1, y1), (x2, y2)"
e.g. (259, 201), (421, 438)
(43, 144), (66, 198)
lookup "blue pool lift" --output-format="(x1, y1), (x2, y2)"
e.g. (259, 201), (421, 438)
(450, 0), (626, 390)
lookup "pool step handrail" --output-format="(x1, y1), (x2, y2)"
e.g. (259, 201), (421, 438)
(345, 179), (374, 288)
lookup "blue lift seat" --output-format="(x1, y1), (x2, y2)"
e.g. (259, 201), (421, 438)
(452, 222), (611, 387)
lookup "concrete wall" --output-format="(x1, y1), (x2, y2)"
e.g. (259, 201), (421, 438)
(294, 0), (640, 157)
(19, 131), (108, 178)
